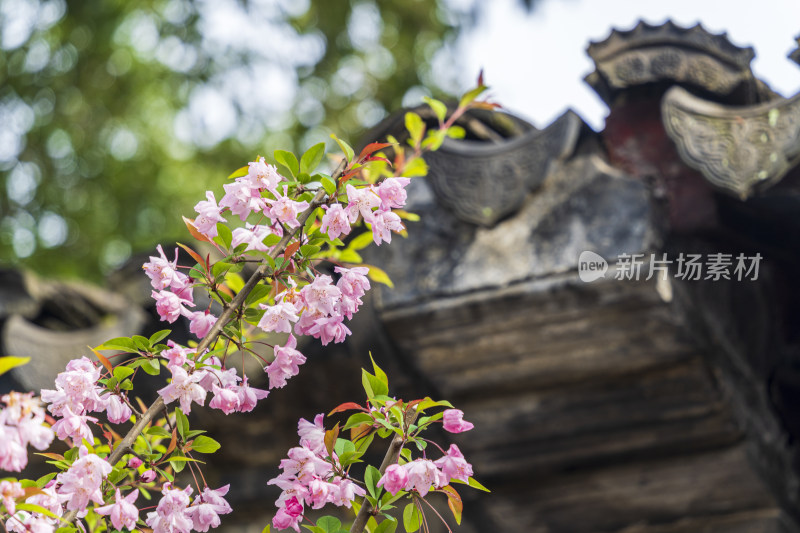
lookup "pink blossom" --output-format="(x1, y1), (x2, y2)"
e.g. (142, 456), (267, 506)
(377, 464), (409, 495)
(102, 393), (132, 424)
(209, 384), (240, 415)
(266, 335), (306, 389)
(6, 512), (56, 533)
(41, 357), (104, 417)
(57, 446), (112, 511)
(272, 506), (302, 532)
(258, 301), (299, 334)
(300, 275), (341, 316)
(247, 158), (282, 192)
(220, 179), (264, 221)
(328, 477), (365, 508)
(161, 341), (193, 368)
(152, 290), (194, 324)
(193, 192), (227, 239)
(231, 223), (273, 253)
(369, 209), (404, 245)
(319, 204), (351, 241)
(268, 190), (310, 228)
(403, 459), (444, 497)
(306, 477), (332, 509)
(143, 245), (182, 290)
(141, 470), (156, 483)
(146, 484), (193, 533)
(284, 496), (303, 518)
(236, 377), (269, 412)
(128, 457), (143, 469)
(442, 409), (474, 433)
(344, 184), (380, 223)
(188, 310), (217, 339)
(376, 177), (411, 209)
(0, 426), (27, 472)
(158, 366), (206, 414)
(278, 447), (332, 483)
(308, 315), (351, 345)
(434, 444), (473, 484)
(297, 414), (325, 454)
(95, 488), (139, 531)
(334, 266), (370, 299)
(0, 480), (24, 515)
(51, 405), (96, 443)
(186, 485), (232, 532)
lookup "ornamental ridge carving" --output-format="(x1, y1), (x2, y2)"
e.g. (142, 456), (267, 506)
(424, 110), (584, 227)
(585, 20), (756, 104)
(662, 85), (800, 199)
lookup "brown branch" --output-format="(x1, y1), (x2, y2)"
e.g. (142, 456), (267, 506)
(350, 408), (419, 533)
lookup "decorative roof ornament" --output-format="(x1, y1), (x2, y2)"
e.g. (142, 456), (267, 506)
(585, 20), (757, 105)
(425, 110), (585, 227)
(790, 34), (800, 67)
(662, 85), (800, 199)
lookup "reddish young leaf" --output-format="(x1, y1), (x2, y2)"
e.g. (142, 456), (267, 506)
(328, 402), (365, 415)
(440, 485), (463, 525)
(357, 142), (392, 163)
(165, 428), (178, 457)
(324, 423), (340, 457)
(90, 347), (114, 375)
(35, 453), (65, 462)
(21, 487), (44, 499)
(284, 241), (301, 260)
(182, 216), (212, 243)
(176, 242), (207, 271)
(477, 69), (485, 87)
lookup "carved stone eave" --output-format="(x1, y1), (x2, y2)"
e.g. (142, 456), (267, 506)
(585, 20), (757, 105)
(790, 35), (800, 67)
(661, 85), (800, 200)
(425, 109), (588, 227)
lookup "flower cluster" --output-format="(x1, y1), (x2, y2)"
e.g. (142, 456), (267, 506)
(268, 414), (366, 532)
(377, 444), (473, 497)
(0, 391), (54, 471)
(5, 482), (62, 533)
(321, 178), (409, 245)
(145, 483), (232, 533)
(158, 343), (269, 415)
(40, 357), (129, 443)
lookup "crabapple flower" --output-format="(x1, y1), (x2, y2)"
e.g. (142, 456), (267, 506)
(319, 203), (351, 240)
(266, 335), (306, 389)
(152, 289), (194, 323)
(300, 275), (341, 316)
(404, 459), (445, 497)
(57, 445), (112, 511)
(273, 504), (303, 532)
(434, 444), (473, 484)
(0, 392), (54, 471)
(128, 457), (143, 469)
(193, 192), (227, 238)
(377, 464), (409, 495)
(308, 315), (351, 345)
(344, 184), (380, 223)
(334, 266), (370, 299)
(95, 488), (139, 531)
(146, 484), (193, 533)
(50, 405), (96, 443)
(231, 223), (273, 253)
(369, 208), (404, 245)
(209, 384), (240, 415)
(376, 177), (411, 209)
(268, 189), (309, 228)
(158, 366), (206, 414)
(328, 477), (365, 507)
(188, 310), (217, 339)
(247, 157), (282, 191)
(442, 409), (474, 433)
(186, 485), (232, 532)
(220, 179), (264, 221)
(161, 341), (193, 368)
(143, 245), (182, 290)
(0, 480), (24, 515)
(236, 377), (269, 412)
(102, 393), (132, 424)
(297, 414), (325, 454)
(258, 301), (299, 334)
(141, 470), (156, 483)
(41, 357), (104, 417)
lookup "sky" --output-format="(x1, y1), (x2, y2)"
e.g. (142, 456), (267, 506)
(451, 0), (800, 130)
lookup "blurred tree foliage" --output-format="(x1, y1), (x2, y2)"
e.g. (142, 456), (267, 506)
(0, 0), (468, 280)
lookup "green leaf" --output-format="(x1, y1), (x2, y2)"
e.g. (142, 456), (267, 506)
(423, 96), (447, 123)
(369, 353), (388, 388)
(331, 134), (355, 163)
(175, 408), (189, 440)
(347, 231), (374, 251)
(374, 517), (398, 533)
(274, 150), (299, 177)
(446, 125), (466, 139)
(113, 366), (135, 381)
(227, 165), (249, 180)
(263, 233), (282, 247)
(215, 222), (233, 250)
(364, 464), (381, 499)
(343, 412), (374, 430)
(404, 112), (425, 147)
(300, 244), (320, 257)
(321, 176), (337, 196)
(96, 337), (138, 353)
(36, 472), (57, 488)
(365, 264), (394, 288)
(300, 142), (326, 175)
(0, 356), (30, 375)
(16, 503), (63, 522)
(458, 84), (488, 108)
(119, 379), (133, 390)
(261, 525), (271, 533)
(149, 329), (171, 346)
(467, 476), (490, 492)
(145, 426), (172, 438)
(141, 358), (161, 376)
(190, 435), (221, 454)
(402, 503), (422, 533)
(401, 158), (428, 178)
(315, 516), (342, 533)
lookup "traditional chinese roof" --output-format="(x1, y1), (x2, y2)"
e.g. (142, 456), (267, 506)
(662, 85), (800, 199)
(790, 34), (800, 67)
(585, 20), (758, 105)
